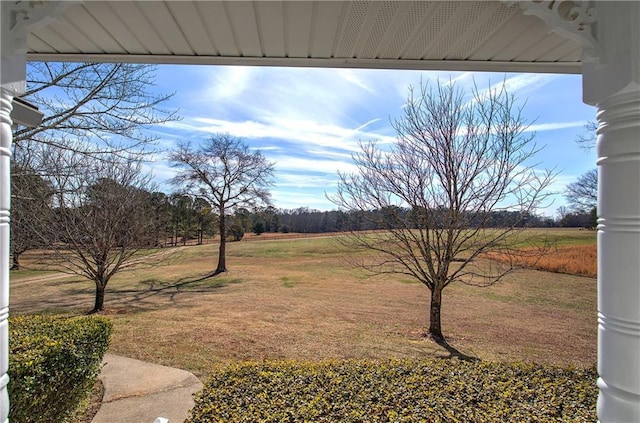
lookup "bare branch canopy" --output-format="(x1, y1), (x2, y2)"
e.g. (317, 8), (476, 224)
(168, 134), (275, 275)
(330, 80), (557, 340)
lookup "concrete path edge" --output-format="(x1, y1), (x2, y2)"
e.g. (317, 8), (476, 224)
(92, 354), (203, 423)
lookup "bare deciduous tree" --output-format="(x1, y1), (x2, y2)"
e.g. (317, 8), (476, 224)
(10, 62), (178, 264)
(9, 162), (52, 270)
(169, 134), (275, 276)
(35, 148), (157, 313)
(565, 168), (598, 213)
(576, 120), (597, 151)
(330, 80), (556, 341)
(13, 62), (177, 156)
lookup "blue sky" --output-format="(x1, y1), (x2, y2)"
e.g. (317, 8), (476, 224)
(148, 65), (596, 218)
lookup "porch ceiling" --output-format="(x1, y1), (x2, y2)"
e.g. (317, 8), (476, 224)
(26, 1), (582, 74)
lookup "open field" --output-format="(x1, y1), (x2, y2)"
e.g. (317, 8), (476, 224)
(487, 244), (597, 278)
(10, 228), (596, 379)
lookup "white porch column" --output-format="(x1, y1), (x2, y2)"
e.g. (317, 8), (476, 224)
(1, 5), (25, 419)
(582, 2), (640, 422)
(0, 81), (14, 423)
(1, 3), (68, 421)
(515, 1), (640, 421)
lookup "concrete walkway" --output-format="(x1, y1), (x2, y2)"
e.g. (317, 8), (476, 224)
(92, 354), (203, 423)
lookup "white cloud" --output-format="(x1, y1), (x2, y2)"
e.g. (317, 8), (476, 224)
(443, 72), (474, 86)
(305, 149), (353, 160)
(142, 160), (176, 188)
(191, 67), (387, 126)
(276, 173), (339, 189)
(272, 155), (357, 175)
(353, 118), (383, 133)
(452, 73), (560, 109)
(206, 66), (255, 100)
(337, 69), (375, 93)
(271, 190), (336, 210)
(526, 121), (589, 133)
(502, 73), (560, 94)
(163, 115), (395, 153)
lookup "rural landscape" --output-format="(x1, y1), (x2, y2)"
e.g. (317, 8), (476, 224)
(12, 229), (597, 372)
(10, 228), (597, 421)
(7, 61), (600, 421)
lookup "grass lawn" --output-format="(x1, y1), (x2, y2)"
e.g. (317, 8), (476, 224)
(10, 228), (596, 379)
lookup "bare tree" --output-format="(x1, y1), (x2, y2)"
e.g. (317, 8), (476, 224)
(565, 168), (598, 212)
(330, 80), (556, 341)
(12, 62), (177, 156)
(35, 148), (157, 313)
(9, 162), (52, 270)
(10, 62), (178, 264)
(576, 120), (597, 151)
(169, 134), (275, 275)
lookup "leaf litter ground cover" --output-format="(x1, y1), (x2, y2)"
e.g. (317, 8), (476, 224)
(188, 359), (596, 422)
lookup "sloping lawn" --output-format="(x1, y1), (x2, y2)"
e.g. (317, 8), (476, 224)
(11, 229), (597, 421)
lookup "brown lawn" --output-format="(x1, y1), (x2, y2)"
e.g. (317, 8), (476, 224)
(10, 230), (597, 379)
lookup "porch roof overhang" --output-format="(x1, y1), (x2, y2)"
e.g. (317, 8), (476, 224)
(24, 0), (583, 74)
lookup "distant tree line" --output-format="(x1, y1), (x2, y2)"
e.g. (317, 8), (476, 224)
(226, 207), (565, 236)
(188, 205), (597, 239)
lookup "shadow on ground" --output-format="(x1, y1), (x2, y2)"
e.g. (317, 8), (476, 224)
(431, 335), (480, 362)
(10, 271), (243, 316)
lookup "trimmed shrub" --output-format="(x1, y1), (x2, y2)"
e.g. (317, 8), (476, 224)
(9, 314), (112, 423)
(188, 359), (597, 422)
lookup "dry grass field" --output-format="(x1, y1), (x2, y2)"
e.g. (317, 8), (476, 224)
(485, 229), (597, 278)
(10, 228), (596, 379)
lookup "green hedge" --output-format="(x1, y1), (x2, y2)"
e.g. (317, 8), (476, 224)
(188, 359), (597, 422)
(9, 314), (112, 423)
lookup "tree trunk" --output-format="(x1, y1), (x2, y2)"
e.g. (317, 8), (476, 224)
(91, 283), (106, 314)
(428, 285), (444, 340)
(216, 208), (226, 273)
(172, 222), (178, 246)
(11, 251), (20, 270)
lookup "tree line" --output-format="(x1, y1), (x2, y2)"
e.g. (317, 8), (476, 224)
(230, 206), (594, 236)
(11, 175), (571, 274)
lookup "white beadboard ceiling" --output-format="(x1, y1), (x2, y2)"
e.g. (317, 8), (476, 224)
(26, 1), (583, 74)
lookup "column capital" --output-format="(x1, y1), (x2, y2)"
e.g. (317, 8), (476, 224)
(507, 1), (639, 106)
(0, 1), (73, 95)
(580, 1), (640, 105)
(508, 1), (597, 52)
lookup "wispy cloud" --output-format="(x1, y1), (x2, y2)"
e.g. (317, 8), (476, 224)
(162, 116), (395, 153)
(492, 73), (560, 96)
(271, 190), (335, 210)
(527, 121), (589, 133)
(337, 69), (376, 93)
(276, 173), (340, 189)
(207, 66), (255, 100)
(150, 66), (594, 214)
(272, 155), (358, 175)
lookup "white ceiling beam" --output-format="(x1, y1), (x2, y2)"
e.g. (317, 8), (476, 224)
(26, 52), (582, 75)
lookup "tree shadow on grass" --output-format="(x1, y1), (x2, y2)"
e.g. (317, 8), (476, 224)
(11, 271), (243, 316)
(109, 272), (243, 309)
(429, 334), (480, 362)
